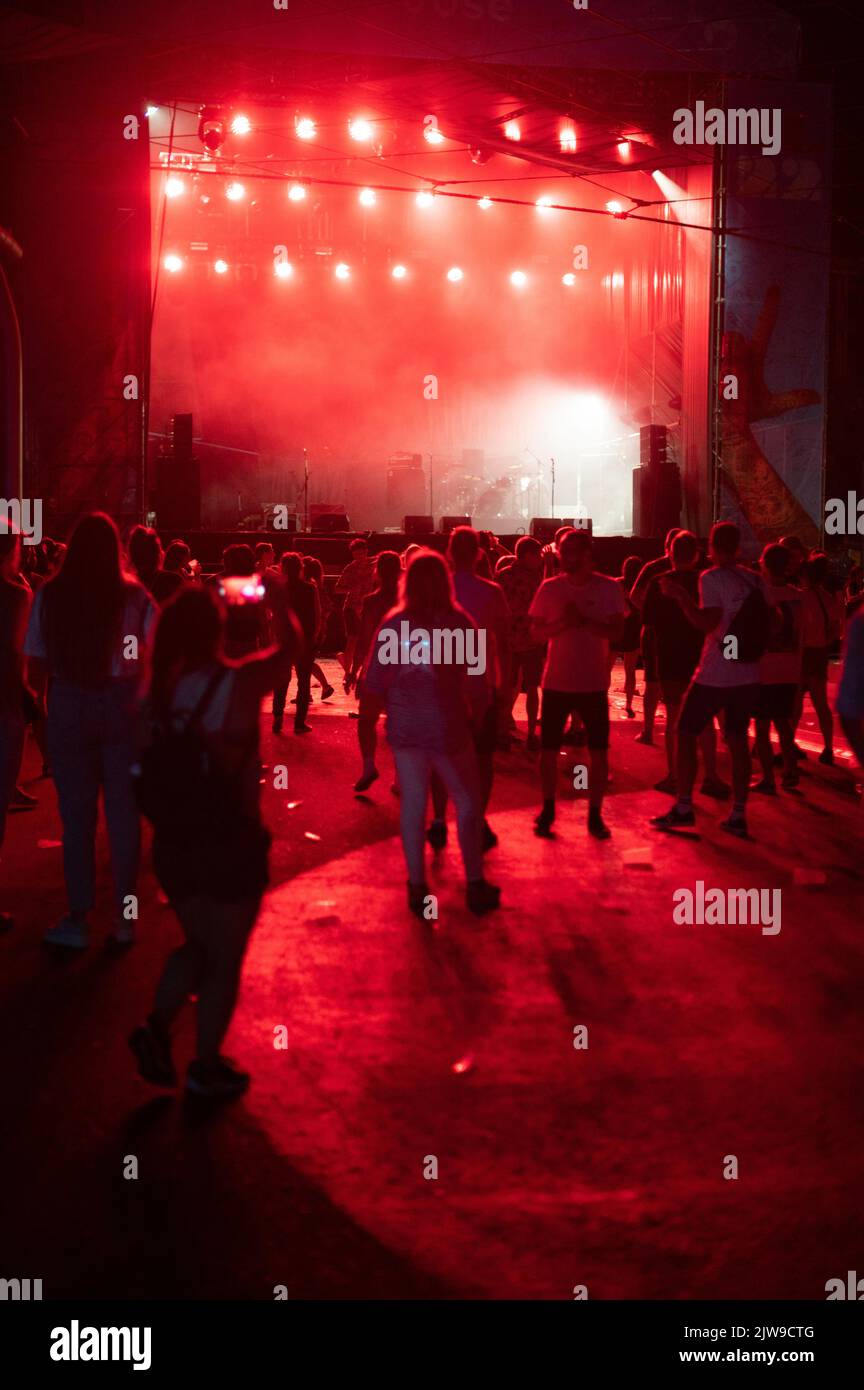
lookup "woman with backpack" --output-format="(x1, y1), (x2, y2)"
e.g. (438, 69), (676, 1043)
(129, 580), (300, 1100)
(24, 513), (155, 948)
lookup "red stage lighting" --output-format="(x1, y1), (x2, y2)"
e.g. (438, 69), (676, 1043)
(214, 259), (229, 274)
(225, 182), (245, 201)
(349, 118), (373, 142)
(617, 140), (632, 158)
(562, 272), (576, 286)
(416, 191), (435, 208)
(274, 261), (293, 279)
(358, 187), (376, 207)
(391, 264), (408, 279)
(559, 123), (577, 153)
(510, 270), (528, 288)
(231, 115), (252, 135)
(165, 176), (185, 199)
(477, 196), (492, 210)
(335, 262), (351, 280)
(288, 183), (306, 202)
(503, 120), (521, 141)
(424, 125), (445, 145)
(446, 266), (463, 282)
(198, 107), (227, 153)
(606, 199), (624, 215)
(163, 254), (183, 274)
(535, 196), (553, 215)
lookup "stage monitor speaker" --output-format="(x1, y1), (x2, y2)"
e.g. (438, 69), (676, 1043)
(313, 513), (351, 534)
(440, 515), (472, 535)
(404, 515), (434, 536)
(640, 424), (668, 469)
(530, 516), (593, 542)
(632, 464), (681, 538)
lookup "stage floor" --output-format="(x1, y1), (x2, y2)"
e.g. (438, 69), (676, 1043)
(0, 666), (861, 1298)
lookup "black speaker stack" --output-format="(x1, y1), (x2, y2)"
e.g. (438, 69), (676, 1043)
(632, 425), (681, 538)
(153, 413), (200, 531)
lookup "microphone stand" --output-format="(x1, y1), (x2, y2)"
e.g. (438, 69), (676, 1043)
(303, 448), (309, 533)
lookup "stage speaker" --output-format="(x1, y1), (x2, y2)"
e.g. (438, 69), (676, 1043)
(529, 516), (592, 542)
(154, 413), (200, 530)
(387, 467), (426, 515)
(640, 424), (668, 469)
(313, 513), (351, 534)
(440, 515), (472, 535)
(404, 515), (434, 536)
(632, 464), (681, 538)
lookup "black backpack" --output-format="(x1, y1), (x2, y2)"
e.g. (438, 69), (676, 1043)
(726, 573), (775, 664)
(134, 669), (235, 834)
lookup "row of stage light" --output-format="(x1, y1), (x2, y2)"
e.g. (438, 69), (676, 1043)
(163, 176), (639, 219)
(161, 256), (586, 285)
(146, 105), (641, 160)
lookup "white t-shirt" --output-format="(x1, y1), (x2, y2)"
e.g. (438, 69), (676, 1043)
(529, 571), (626, 693)
(694, 565), (764, 688)
(452, 570), (510, 688)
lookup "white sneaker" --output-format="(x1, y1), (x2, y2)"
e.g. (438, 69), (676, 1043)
(112, 918), (136, 946)
(44, 917), (89, 950)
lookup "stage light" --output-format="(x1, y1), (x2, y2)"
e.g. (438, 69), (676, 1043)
(163, 254), (183, 273)
(510, 270), (528, 288)
(391, 264), (408, 279)
(416, 190), (435, 208)
(446, 266), (463, 282)
(503, 120), (521, 141)
(358, 187), (376, 207)
(198, 106), (227, 153)
(477, 196), (492, 210)
(165, 176), (185, 199)
(231, 114), (252, 135)
(335, 262), (351, 279)
(288, 183), (307, 202)
(225, 181), (245, 201)
(606, 199), (624, 214)
(214, 258), (229, 274)
(274, 261), (293, 279)
(617, 140), (631, 158)
(349, 118), (373, 141)
(295, 116), (316, 140)
(559, 123), (577, 153)
(424, 125), (445, 145)
(535, 195), (553, 214)
(145, 105), (159, 118)
(562, 272), (576, 286)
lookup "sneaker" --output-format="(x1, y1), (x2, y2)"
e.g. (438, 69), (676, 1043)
(818, 748), (835, 767)
(625, 707), (636, 719)
(111, 917), (136, 946)
(426, 819), (447, 850)
(44, 916), (89, 950)
(294, 722), (313, 734)
(129, 1020), (177, 1087)
(534, 810), (555, 838)
(654, 775), (678, 795)
(651, 806), (695, 829)
(720, 814), (749, 839)
(320, 683), (335, 701)
(700, 776), (731, 799)
(186, 1057), (250, 1100)
(466, 879), (501, 915)
(751, 778), (777, 796)
(407, 881), (431, 919)
(587, 811), (611, 840)
(353, 768), (380, 793)
(482, 820), (498, 852)
(634, 731), (654, 746)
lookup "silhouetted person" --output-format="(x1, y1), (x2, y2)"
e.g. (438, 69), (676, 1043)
(272, 552), (317, 734)
(351, 550), (401, 790)
(0, 524), (31, 932)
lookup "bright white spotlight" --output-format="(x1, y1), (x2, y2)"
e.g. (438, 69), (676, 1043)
(424, 125), (445, 145)
(446, 266), (463, 282)
(559, 123), (577, 153)
(358, 187), (376, 207)
(415, 190), (435, 208)
(288, 183), (307, 202)
(214, 259), (229, 274)
(535, 195), (553, 214)
(295, 116), (316, 140)
(163, 254), (183, 273)
(335, 262), (351, 280)
(225, 181), (245, 201)
(477, 196), (492, 210)
(605, 199), (624, 215)
(349, 118), (373, 142)
(562, 272), (576, 286)
(231, 114), (252, 135)
(274, 261), (293, 279)
(145, 105), (159, 118)
(617, 139), (631, 158)
(503, 120), (521, 141)
(391, 264), (408, 279)
(510, 270), (528, 288)
(165, 176), (185, 199)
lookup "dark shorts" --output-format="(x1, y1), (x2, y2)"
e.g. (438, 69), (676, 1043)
(511, 647), (545, 691)
(802, 645), (830, 684)
(641, 627), (658, 682)
(678, 682), (758, 739)
(755, 682), (797, 722)
(540, 689), (610, 751)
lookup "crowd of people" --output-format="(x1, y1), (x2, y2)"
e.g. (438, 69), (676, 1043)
(0, 513), (861, 1098)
